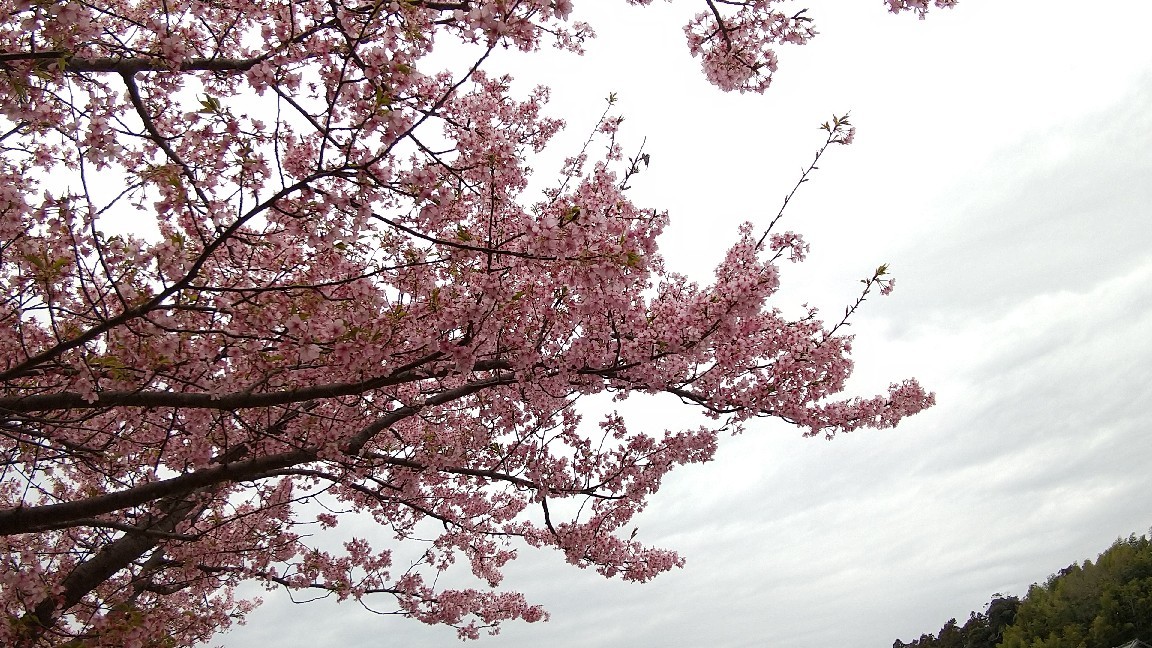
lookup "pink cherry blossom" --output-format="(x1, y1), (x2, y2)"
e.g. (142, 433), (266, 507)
(0, 1), (952, 645)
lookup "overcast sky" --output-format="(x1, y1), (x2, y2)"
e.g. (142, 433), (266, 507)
(217, 1), (1152, 646)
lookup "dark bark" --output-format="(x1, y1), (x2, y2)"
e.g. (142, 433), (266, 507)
(20, 495), (204, 647)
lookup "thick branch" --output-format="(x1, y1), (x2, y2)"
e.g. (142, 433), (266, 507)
(0, 450), (312, 536)
(0, 358), (508, 413)
(343, 370), (518, 455)
(24, 495), (202, 646)
(0, 51), (263, 74)
(1, 372), (519, 535)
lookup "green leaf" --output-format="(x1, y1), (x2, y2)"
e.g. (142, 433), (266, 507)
(198, 94), (221, 114)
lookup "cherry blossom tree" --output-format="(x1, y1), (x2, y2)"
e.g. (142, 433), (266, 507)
(0, 1), (953, 645)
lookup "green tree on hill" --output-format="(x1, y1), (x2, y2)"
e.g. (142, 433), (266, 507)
(1000, 534), (1152, 648)
(895, 532), (1152, 648)
(893, 596), (1020, 648)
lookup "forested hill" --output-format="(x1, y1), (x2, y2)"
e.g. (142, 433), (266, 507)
(893, 533), (1152, 648)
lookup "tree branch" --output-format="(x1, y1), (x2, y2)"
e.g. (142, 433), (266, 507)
(0, 358), (509, 413)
